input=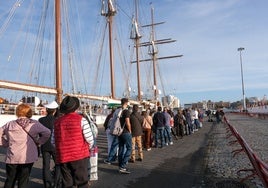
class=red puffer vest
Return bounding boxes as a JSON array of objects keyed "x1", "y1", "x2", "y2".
[{"x1": 54, "y1": 112, "x2": 89, "y2": 163}]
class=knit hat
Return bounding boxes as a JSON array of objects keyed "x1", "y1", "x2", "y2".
[
  {"x1": 60, "y1": 96, "x2": 80, "y2": 114},
  {"x1": 44, "y1": 101, "x2": 59, "y2": 109}
]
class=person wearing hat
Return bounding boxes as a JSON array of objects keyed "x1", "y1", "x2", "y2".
[
  {"x1": 39, "y1": 101, "x2": 61, "y2": 188},
  {"x1": 54, "y1": 96, "x2": 93, "y2": 188}
]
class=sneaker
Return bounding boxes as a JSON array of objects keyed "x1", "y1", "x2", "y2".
[
  {"x1": 104, "y1": 159, "x2": 111, "y2": 165},
  {"x1": 111, "y1": 160, "x2": 118, "y2": 164},
  {"x1": 119, "y1": 167, "x2": 131, "y2": 174},
  {"x1": 137, "y1": 158, "x2": 143, "y2": 162},
  {"x1": 128, "y1": 159, "x2": 135, "y2": 163},
  {"x1": 170, "y1": 142, "x2": 173, "y2": 145},
  {"x1": 146, "y1": 148, "x2": 151, "y2": 151}
]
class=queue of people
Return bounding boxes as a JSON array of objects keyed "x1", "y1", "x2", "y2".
[
  {"x1": 103, "y1": 102, "x2": 205, "y2": 175},
  {"x1": 0, "y1": 95, "x2": 206, "y2": 187}
]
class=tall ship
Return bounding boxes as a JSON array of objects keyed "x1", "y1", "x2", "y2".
[{"x1": 0, "y1": 0, "x2": 182, "y2": 124}]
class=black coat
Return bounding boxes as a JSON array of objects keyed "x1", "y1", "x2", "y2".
[{"x1": 39, "y1": 114, "x2": 55, "y2": 152}]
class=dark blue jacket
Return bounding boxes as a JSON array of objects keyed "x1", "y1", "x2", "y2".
[{"x1": 153, "y1": 111, "x2": 166, "y2": 128}]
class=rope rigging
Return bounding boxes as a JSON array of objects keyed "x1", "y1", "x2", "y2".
[
  {"x1": 157, "y1": 61, "x2": 166, "y2": 97},
  {"x1": 62, "y1": 0, "x2": 77, "y2": 93},
  {"x1": 0, "y1": 0, "x2": 24, "y2": 38},
  {"x1": 92, "y1": 22, "x2": 108, "y2": 95},
  {"x1": 0, "y1": 1, "x2": 176, "y2": 104},
  {"x1": 29, "y1": 0, "x2": 50, "y2": 85}
]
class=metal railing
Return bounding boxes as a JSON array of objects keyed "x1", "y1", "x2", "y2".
[
  {"x1": 231, "y1": 111, "x2": 268, "y2": 119},
  {"x1": 224, "y1": 116, "x2": 268, "y2": 188}
]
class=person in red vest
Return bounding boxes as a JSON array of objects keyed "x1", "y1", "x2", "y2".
[{"x1": 54, "y1": 96, "x2": 93, "y2": 188}]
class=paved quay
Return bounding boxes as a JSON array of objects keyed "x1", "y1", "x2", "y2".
[
  {"x1": 0, "y1": 114, "x2": 267, "y2": 188},
  {"x1": 92, "y1": 113, "x2": 267, "y2": 188},
  {"x1": 205, "y1": 113, "x2": 268, "y2": 188},
  {"x1": 91, "y1": 118, "x2": 213, "y2": 188}
]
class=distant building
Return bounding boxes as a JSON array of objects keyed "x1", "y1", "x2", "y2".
[
  {"x1": 207, "y1": 100, "x2": 215, "y2": 110},
  {"x1": 162, "y1": 95, "x2": 180, "y2": 108},
  {"x1": 21, "y1": 96, "x2": 41, "y2": 107},
  {"x1": 166, "y1": 95, "x2": 266, "y2": 111},
  {"x1": 192, "y1": 101, "x2": 207, "y2": 110},
  {"x1": 248, "y1": 97, "x2": 258, "y2": 107},
  {"x1": 191, "y1": 100, "x2": 230, "y2": 110},
  {"x1": 183, "y1": 103, "x2": 192, "y2": 109},
  {"x1": 214, "y1": 101, "x2": 230, "y2": 108}
]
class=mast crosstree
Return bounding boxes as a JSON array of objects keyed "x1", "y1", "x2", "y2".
[{"x1": 131, "y1": 5, "x2": 183, "y2": 103}]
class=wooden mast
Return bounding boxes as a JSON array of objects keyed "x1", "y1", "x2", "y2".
[
  {"x1": 131, "y1": 5, "x2": 183, "y2": 103},
  {"x1": 101, "y1": 0, "x2": 116, "y2": 99},
  {"x1": 150, "y1": 6, "x2": 158, "y2": 102},
  {"x1": 0, "y1": 1, "x2": 123, "y2": 104},
  {"x1": 55, "y1": 0, "x2": 63, "y2": 103},
  {"x1": 135, "y1": 0, "x2": 142, "y2": 102}
]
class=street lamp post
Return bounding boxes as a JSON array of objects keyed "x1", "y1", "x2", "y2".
[{"x1": 237, "y1": 47, "x2": 246, "y2": 112}]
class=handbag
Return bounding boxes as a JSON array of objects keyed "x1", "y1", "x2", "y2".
[
  {"x1": 89, "y1": 146, "x2": 98, "y2": 181},
  {"x1": 84, "y1": 114, "x2": 99, "y2": 181},
  {"x1": 16, "y1": 120, "x2": 41, "y2": 157}
]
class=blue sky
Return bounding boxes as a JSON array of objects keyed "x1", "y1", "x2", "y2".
[
  {"x1": 0, "y1": 0, "x2": 268, "y2": 105},
  {"x1": 153, "y1": 0, "x2": 268, "y2": 104}
]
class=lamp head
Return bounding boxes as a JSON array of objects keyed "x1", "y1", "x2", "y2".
[{"x1": 237, "y1": 47, "x2": 245, "y2": 51}]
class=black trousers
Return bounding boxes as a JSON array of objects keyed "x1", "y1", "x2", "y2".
[
  {"x1": 60, "y1": 157, "x2": 89, "y2": 188},
  {"x1": 42, "y1": 150, "x2": 61, "y2": 188},
  {"x1": 4, "y1": 163, "x2": 34, "y2": 188}
]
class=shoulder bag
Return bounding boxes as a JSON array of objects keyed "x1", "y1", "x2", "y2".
[{"x1": 16, "y1": 120, "x2": 41, "y2": 157}]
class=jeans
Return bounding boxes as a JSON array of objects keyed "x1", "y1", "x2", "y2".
[
  {"x1": 193, "y1": 119, "x2": 200, "y2": 129},
  {"x1": 118, "y1": 132, "x2": 132, "y2": 169},
  {"x1": 187, "y1": 121, "x2": 193, "y2": 134},
  {"x1": 107, "y1": 135, "x2": 118, "y2": 162},
  {"x1": 185, "y1": 123, "x2": 190, "y2": 135},
  {"x1": 164, "y1": 126, "x2": 173, "y2": 144},
  {"x1": 106, "y1": 128, "x2": 114, "y2": 154},
  {"x1": 155, "y1": 127, "x2": 165, "y2": 147}
]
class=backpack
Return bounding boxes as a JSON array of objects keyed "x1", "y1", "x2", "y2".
[{"x1": 108, "y1": 108, "x2": 125, "y2": 136}]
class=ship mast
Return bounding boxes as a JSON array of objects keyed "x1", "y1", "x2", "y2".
[
  {"x1": 150, "y1": 6, "x2": 158, "y2": 102},
  {"x1": 135, "y1": 1, "x2": 142, "y2": 102},
  {"x1": 101, "y1": 0, "x2": 117, "y2": 99},
  {"x1": 132, "y1": 0, "x2": 142, "y2": 102},
  {"x1": 131, "y1": 5, "x2": 183, "y2": 103},
  {"x1": 55, "y1": 0, "x2": 63, "y2": 103},
  {"x1": 0, "y1": 1, "x2": 121, "y2": 104}
]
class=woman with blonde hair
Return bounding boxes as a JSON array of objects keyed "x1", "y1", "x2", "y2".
[{"x1": 0, "y1": 103, "x2": 51, "y2": 188}]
